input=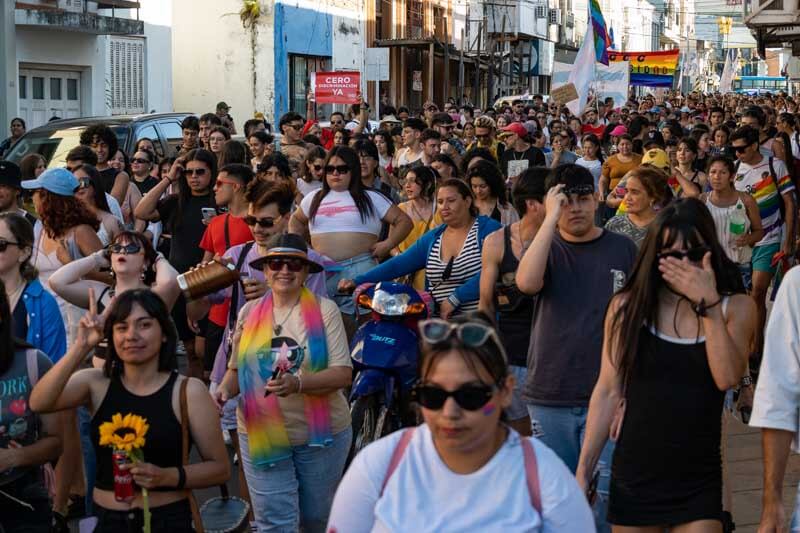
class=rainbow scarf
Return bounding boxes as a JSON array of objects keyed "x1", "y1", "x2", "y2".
[{"x1": 237, "y1": 288, "x2": 332, "y2": 467}]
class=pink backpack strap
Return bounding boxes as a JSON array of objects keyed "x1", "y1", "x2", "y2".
[
  {"x1": 26, "y1": 348, "x2": 39, "y2": 387},
  {"x1": 380, "y1": 427, "x2": 416, "y2": 495},
  {"x1": 521, "y1": 437, "x2": 542, "y2": 515}
]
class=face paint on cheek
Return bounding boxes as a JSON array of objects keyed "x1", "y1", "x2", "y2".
[{"x1": 481, "y1": 403, "x2": 496, "y2": 416}]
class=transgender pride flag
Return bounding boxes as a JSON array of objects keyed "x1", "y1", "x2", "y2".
[{"x1": 590, "y1": 0, "x2": 612, "y2": 65}]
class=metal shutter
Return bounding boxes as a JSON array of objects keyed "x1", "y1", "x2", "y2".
[{"x1": 108, "y1": 37, "x2": 146, "y2": 115}]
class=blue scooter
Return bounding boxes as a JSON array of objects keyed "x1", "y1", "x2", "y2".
[{"x1": 347, "y1": 282, "x2": 430, "y2": 459}]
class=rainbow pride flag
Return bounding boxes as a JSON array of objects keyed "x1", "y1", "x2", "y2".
[
  {"x1": 590, "y1": 0, "x2": 612, "y2": 65},
  {"x1": 608, "y1": 49, "x2": 680, "y2": 87}
]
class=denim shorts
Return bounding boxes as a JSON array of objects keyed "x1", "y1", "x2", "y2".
[{"x1": 325, "y1": 253, "x2": 377, "y2": 315}]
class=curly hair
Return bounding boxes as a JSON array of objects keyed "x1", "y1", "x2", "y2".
[
  {"x1": 38, "y1": 189, "x2": 99, "y2": 238},
  {"x1": 79, "y1": 124, "x2": 119, "y2": 156}
]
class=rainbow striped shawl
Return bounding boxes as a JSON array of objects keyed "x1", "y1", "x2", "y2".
[{"x1": 237, "y1": 288, "x2": 332, "y2": 467}]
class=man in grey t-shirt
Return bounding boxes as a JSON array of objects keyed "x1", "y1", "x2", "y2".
[{"x1": 517, "y1": 164, "x2": 637, "y2": 531}]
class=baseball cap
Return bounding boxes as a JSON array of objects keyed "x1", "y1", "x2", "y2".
[
  {"x1": 610, "y1": 125, "x2": 628, "y2": 137},
  {"x1": 502, "y1": 122, "x2": 528, "y2": 138},
  {"x1": 680, "y1": 106, "x2": 691, "y2": 113},
  {"x1": 216, "y1": 101, "x2": 231, "y2": 111},
  {"x1": 0, "y1": 161, "x2": 22, "y2": 189},
  {"x1": 21, "y1": 167, "x2": 79, "y2": 196},
  {"x1": 641, "y1": 149, "x2": 670, "y2": 170}
]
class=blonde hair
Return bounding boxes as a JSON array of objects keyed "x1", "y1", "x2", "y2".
[{"x1": 474, "y1": 116, "x2": 496, "y2": 130}]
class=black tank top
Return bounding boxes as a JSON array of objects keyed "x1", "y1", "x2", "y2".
[
  {"x1": 91, "y1": 371, "x2": 184, "y2": 491},
  {"x1": 495, "y1": 225, "x2": 535, "y2": 367}
]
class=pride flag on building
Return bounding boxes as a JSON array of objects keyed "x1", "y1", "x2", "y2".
[{"x1": 590, "y1": 0, "x2": 612, "y2": 65}]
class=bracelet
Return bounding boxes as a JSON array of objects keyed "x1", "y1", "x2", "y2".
[
  {"x1": 175, "y1": 465, "x2": 186, "y2": 490},
  {"x1": 692, "y1": 297, "x2": 722, "y2": 317},
  {"x1": 741, "y1": 375, "x2": 753, "y2": 387}
]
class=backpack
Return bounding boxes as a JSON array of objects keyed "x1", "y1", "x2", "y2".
[
  {"x1": 24, "y1": 349, "x2": 56, "y2": 499},
  {"x1": 380, "y1": 428, "x2": 542, "y2": 515}
]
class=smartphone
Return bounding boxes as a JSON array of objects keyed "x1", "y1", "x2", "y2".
[{"x1": 201, "y1": 207, "x2": 218, "y2": 223}]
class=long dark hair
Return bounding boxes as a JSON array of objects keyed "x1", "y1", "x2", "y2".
[
  {"x1": 103, "y1": 289, "x2": 177, "y2": 378},
  {"x1": 308, "y1": 146, "x2": 376, "y2": 223},
  {"x1": 0, "y1": 280, "x2": 33, "y2": 375},
  {"x1": 439, "y1": 177, "x2": 478, "y2": 217},
  {"x1": 610, "y1": 198, "x2": 744, "y2": 386},
  {"x1": 467, "y1": 160, "x2": 508, "y2": 207},
  {"x1": 76, "y1": 164, "x2": 112, "y2": 213},
  {"x1": 775, "y1": 131, "x2": 799, "y2": 189},
  {"x1": 300, "y1": 146, "x2": 327, "y2": 183},
  {"x1": 111, "y1": 231, "x2": 158, "y2": 286},
  {"x1": 0, "y1": 213, "x2": 37, "y2": 281},
  {"x1": 175, "y1": 148, "x2": 217, "y2": 225}
]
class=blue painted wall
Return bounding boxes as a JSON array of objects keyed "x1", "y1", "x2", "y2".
[{"x1": 274, "y1": 3, "x2": 333, "y2": 121}]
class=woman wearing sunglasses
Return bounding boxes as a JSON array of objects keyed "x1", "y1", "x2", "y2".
[
  {"x1": 213, "y1": 233, "x2": 352, "y2": 532},
  {"x1": 72, "y1": 164, "x2": 125, "y2": 246},
  {"x1": 290, "y1": 146, "x2": 412, "y2": 319},
  {"x1": 340, "y1": 178, "x2": 500, "y2": 319},
  {"x1": 298, "y1": 146, "x2": 326, "y2": 198},
  {"x1": 328, "y1": 312, "x2": 594, "y2": 532},
  {"x1": 577, "y1": 198, "x2": 755, "y2": 531}
]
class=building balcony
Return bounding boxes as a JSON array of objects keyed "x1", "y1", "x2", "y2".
[
  {"x1": 15, "y1": 1, "x2": 144, "y2": 35},
  {"x1": 743, "y1": 0, "x2": 800, "y2": 54},
  {"x1": 483, "y1": 0, "x2": 548, "y2": 39}
]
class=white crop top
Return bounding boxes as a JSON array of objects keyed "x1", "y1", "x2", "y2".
[{"x1": 300, "y1": 189, "x2": 392, "y2": 236}]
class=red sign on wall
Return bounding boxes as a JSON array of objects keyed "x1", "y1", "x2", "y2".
[{"x1": 312, "y1": 71, "x2": 361, "y2": 104}]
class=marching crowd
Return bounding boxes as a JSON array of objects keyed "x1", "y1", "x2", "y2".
[{"x1": 0, "y1": 89, "x2": 800, "y2": 532}]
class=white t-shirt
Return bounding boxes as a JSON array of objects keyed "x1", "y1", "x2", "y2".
[
  {"x1": 576, "y1": 158, "x2": 603, "y2": 188},
  {"x1": 327, "y1": 424, "x2": 594, "y2": 533},
  {"x1": 300, "y1": 189, "x2": 392, "y2": 236}
]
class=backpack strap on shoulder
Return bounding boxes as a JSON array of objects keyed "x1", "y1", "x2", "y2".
[
  {"x1": 380, "y1": 427, "x2": 416, "y2": 495},
  {"x1": 521, "y1": 437, "x2": 542, "y2": 515},
  {"x1": 26, "y1": 348, "x2": 39, "y2": 387}
]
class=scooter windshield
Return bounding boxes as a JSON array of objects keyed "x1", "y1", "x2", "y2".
[{"x1": 370, "y1": 289, "x2": 411, "y2": 316}]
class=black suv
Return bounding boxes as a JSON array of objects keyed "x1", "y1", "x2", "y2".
[{"x1": 3, "y1": 112, "x2": 194, "y2": 168}]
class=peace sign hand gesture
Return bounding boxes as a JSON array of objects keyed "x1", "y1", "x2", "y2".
[
  {"x1": 76, "y1": 287, "x2": 105, "y2": 349},
  {"x1": 657, "y1": 251, "x2": 719, "y2": 306}
]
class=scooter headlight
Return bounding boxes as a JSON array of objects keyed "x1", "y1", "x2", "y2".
[{"x1": 370, "y1": 289, "x2": 411, "y2": 316}]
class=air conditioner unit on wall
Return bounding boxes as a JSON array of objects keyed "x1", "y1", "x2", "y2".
[
  {"x1": 549, "y1": 8, "x2": 561, "y2": 24},
  {"x1": 535, "y1": 5, "x2": 549, "y2": 18}
]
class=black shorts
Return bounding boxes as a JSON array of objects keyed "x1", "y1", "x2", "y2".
[
  {"x1": 94, "y1": 499, "x2": 193, "y2": 533},
  {"x1": 204, "y1": 321, "x2": 226, "y2": 372}
]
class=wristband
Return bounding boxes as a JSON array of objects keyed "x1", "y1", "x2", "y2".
[
  {"x1": 692, "y1": 297, "x2": 722, "y2": 317},
  {"x1": 175, "y1": 465, "x2": 186, "y2": 490}
]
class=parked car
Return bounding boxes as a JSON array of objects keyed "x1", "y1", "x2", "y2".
[{"x1": 3, "y1": 112, "x2": 194, "y2": 168}]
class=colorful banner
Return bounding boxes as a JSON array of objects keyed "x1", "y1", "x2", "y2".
[
  {"x1": 608, "y1": 50, "x2": 679, "y2": 87},
  {"x1": 311, "y1": 71, "x2": 360, "y2": 104},
  {"x1": 552, "y1": 61, "x2": 630, "y2": 110}
]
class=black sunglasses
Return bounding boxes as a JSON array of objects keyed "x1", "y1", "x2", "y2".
[
  {"x1": 267, "y1": 258, "x2": 305, "y2": 272},
  {"x1": 185, "y1": 168, "x2": 208, "y2": 176},
  {"x1": 732, "y1": 144, "x2": 752, "y2": 154},
  {"x1": 0, "y1": 239, "x2": 20, "y2": 253},
  {"x1": 109, "y1": 243, "x2": 142, "y2": 255},
  {"x1": 412, "y1": 383, "x2": 495, "y2": 411},
  {"x1": 657, "y1": 245, "x2": 710, "y2": 263},
  {"x1": 312, "y1": 164, "x2": 324, "y2": 171},
  {"x1": 243, "y1": 215, "x2": 275, "y2": 228},
  {"x1": 131, "y1": 157, "x2": 150, "y2": 164},
  {"x1": 325, "y1": 165, "x2": 350, "y2": 174}
]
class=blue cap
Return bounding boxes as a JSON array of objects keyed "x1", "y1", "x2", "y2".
[{"x1": 21, "y1": 167, "x2": 78, "y2": 196}]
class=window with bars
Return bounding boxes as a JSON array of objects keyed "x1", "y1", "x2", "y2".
[{"x1": 108, "y1": 37, "x2": 146, "y2": 115}]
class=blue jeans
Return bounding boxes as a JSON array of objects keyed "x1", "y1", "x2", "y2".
[
  {"x1": 325, "y1": 253, "x2": 377, "y2": 315},
  {"x1": 239, "y1": 428, "x2": 352, "y2": 533},
  {"x1": 78, "y1": 406, "x2": 96, "y2": 516},
  {"x1": 527, "y1": 404, "x2": 613, "y2": 533}
]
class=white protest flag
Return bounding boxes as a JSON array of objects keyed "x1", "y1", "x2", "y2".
[
  {"x1": 720, "y1": 50, "x2": 734, "y2": 94},
  {"x1": 566, "y1": 22, "x2": 597, "y2": 116}
]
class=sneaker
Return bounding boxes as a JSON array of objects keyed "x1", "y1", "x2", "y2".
[
  {"x1": 223, "y1": 428, "x2": 232, "y2": 446},
  {"x1": 234, "y1": 452, "x2": 239, "y2": 465},
  {"x1": 176, "y1": 340, "x2": 186, "y2": 356}
]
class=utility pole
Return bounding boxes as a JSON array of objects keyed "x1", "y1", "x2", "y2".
[
  {"x1": 444, "y1": 17, "x2": 450, "y2": 104},
  {"x1": 459, "y1": 28, "x2": 465, "y2": 105},
  {"x1": 475, "y1": 19, "x2": 483, "y2": 108}
]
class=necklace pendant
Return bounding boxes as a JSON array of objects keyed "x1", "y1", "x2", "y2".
[{"x1": 273, "y1": 325, "x2": 282, "y2": 335}]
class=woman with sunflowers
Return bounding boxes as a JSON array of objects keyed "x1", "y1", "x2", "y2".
[{"x1": 30, "y1": 289, "x2": 230, "y2": 532}]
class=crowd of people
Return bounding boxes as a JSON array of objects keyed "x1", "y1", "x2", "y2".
[{"x1": 0, "y1": 87, "x2": 800, "y2": 532}]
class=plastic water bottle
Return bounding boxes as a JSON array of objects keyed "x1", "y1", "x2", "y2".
[{"x1": 729, "y1": 204, "x2": 747, "y2": 237}]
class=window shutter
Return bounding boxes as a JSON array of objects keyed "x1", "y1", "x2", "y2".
[{"x1": 108, "y1": 37, "x2": 147, "y2": 114}]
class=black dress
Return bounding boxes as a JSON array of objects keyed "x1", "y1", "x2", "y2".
[{"x1": 608, "y1": 324, "x2": 725, "y2": 526}]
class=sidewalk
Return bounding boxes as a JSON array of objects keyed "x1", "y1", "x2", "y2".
[{"x1": 727, "y1": 414, "x2": 800, "y2": 532}]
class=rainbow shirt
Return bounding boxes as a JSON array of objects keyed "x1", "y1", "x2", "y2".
[{"x1": 734, "y1": 157, "x2": 794, "y2": 247}]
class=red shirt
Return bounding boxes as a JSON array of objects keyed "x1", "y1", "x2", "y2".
[
  {"x1": 200, "y1": 214, "x2": 253, "y2": 326},
  {"x1": 581, "y1": 123, "x2": 605, "y2": 137}
]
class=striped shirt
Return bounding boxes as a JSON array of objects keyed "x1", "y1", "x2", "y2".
[
  {"x1": 734, "y1": 157, "x2": 794, "y2": 247},
  {"x1": 426, "y1": 220, "x2": 482, "y2": 315}
]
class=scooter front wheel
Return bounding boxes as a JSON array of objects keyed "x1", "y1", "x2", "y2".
[{"x1": 347, "y1": 394, "x2": 391, "y2": 466}]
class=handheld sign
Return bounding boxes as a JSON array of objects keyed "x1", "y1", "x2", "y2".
[
  {"x1": 312, "y1": 71, "x2": 361, "y2": 104},
  {"x1": 550, "y1": 83, "x2": 579, "y2": 105}
]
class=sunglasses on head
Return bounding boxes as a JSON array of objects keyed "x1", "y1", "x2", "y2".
[
  {"x1": 185, "y1": 168, "x2": 208, "y2": 176},
  {"x1": 243, "y1": 215, "x2": 275, "y2": 228},
  {"x1": 325, "y1": 165, "x2": 350, "y2": 174},
  {"x1": 419, "y1": 318, "x2": 507, "y2": 360},
  {"x1": 411, "y1": 383, "x2": 496, "y2": 411},
  {"x1": 109, "y1": 243, "x2": 142, "y2": 255},
  {"x1": 563, "y1": 184, "x2": 595, "y2": 196},
  {"x1": 266, "y1": 258, "x2": 306, "y2": 272},
  {"x1": 657, "y1": 245, "x2": 709, "y2": 263},
  {"x1": 0, "y1": 239, "x2": 20, "y2": 253}
]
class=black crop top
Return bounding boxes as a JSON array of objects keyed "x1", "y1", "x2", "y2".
[{"x1": 91, "y1": 371, "x2": 187, "y2": 491}]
